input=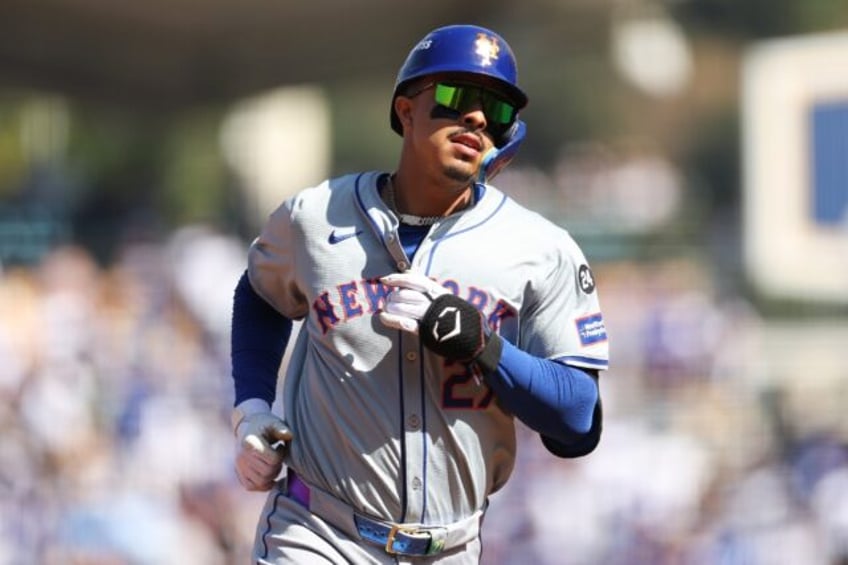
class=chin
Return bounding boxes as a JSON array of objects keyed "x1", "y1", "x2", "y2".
[
  {"x1": 442, "y1": 155, "x2": 480, "y2": 183},
  {"x1": 443, "y1": 165, "x2": 476, "y2": 184}
]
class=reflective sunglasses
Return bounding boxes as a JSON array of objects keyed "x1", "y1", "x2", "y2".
[
  {"x1": 407, "y1": 81, "x2": 518, "y2": 140},
  {"x1": 432, "y1": 82, "x2": 518, "y2": 127}
]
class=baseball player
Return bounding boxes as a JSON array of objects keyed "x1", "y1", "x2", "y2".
[{"x1": 230, "y1": 24, "x2": 609, "y2": 564}]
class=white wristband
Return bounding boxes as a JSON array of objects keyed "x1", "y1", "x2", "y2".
[{"x1": 231, "y1": 398, "x2": 272, "y2": 435}]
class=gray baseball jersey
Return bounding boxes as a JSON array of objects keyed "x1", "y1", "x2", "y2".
[{"x1": 248, "y1": 170, "x2": 609, "y2": 528}]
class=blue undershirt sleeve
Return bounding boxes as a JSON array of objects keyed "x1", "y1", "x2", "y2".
[
  {"x1": 486, "y1": 338, "x2": 599, "y2": 442},
  {"x1": 231, "y1": 270, "x2": 293, "y2": 406}
]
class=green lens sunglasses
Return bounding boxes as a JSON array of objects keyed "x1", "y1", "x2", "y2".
[{"x1": 432, "y1": 82, "x2": 517, "y2": 125}]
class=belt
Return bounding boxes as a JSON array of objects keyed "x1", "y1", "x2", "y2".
[{"x1": 284, "y1": 468, "x2": 483, "y2": 557}]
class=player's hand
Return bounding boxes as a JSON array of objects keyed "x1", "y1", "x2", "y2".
[
  {"x1": 233, "y1": 401, "x2": 293, "y2": 492},
  {"x1": 379, "y1": 271, "x2": 502, "y2": 373},
  {"x1": 378, "y1": 271, "x2": 449, "y2": 334}
]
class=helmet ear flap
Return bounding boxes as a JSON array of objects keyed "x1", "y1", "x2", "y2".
[{"x1": 477, "y1": 120, "x2": 526, "y2": 184}]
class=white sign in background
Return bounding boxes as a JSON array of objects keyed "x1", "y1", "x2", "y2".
[{"x1": 742, "y1": 31, "x2": 848, "y2": 303}]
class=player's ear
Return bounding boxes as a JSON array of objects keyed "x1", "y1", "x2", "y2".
[{"x1": 394, "y1": 96, "x2": 415, "y2": 134}]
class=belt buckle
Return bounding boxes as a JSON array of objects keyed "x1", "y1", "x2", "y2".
[{"x1": 385, "y1": 524, "x2": 428, "y2": 555}]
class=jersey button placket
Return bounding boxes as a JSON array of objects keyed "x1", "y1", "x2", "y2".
[
  {"x1": 398, "y1": 331, "x2": 426, "y2": 517},
  {"x1": 383, "y1": 230, "x2": 409, "y2": 272}
]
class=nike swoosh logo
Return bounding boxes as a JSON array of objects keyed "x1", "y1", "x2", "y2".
[{"x1": 328, "y1": 229, "x2": 362, "y2": 244}]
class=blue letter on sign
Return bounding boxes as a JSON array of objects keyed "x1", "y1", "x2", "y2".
[{"x1": 810, "y1": 100, "x2": 848, "y2": 226}]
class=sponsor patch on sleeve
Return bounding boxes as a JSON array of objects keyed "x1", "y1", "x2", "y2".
[{"x1": 576, "y1": 313, "x2": 608, "y2": 346}]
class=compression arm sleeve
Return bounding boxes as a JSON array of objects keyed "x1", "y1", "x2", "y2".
[
  {"x1": 231, "y1": 270, "x2": 293, "y2": 406},
  {"x1": 486, "y1": 338, "x2": 599, "y2": 445}
]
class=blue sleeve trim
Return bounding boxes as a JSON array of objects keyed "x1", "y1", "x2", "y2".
[
  {"x1": 488, "y1": 338, "x2": 599, "y2": 439},
  {"x1": 231, "y1": 271, "x2": 293, "y2": 406},
  {"x1": 557, "y1": 355, "x2": 609, "y2": 371}
]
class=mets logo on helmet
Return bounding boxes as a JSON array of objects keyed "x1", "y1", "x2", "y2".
[{"x1": 474, "y1": 33, "x2": 500, "y2": 66}]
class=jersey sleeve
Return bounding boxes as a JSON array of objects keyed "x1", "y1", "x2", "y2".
[
  {"x1": 247, "y1": 198, "x2": 310, "y2": 320},
  {"x1": 519, "y1": 234, "x2": 609, "y2": 371}
]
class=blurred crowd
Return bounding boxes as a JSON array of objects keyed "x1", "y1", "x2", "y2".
[
  {"x1": 0, "y1": 227, "x2": 257, "y2": 564},
  {"x1": 1, "y1": 227, "x2": 847, "y2": 565}
]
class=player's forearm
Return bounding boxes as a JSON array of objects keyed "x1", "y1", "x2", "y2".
[
  {"x1": 231, "y1": 270, "x2": 293, "y2": 405},
  {"x1": 484, "y1": 338, "x2": 599, "y2": 441}
]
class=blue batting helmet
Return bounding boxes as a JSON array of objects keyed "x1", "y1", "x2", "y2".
[{"x1": 390, "y1": 24, "x2": 529, "y2": 135}]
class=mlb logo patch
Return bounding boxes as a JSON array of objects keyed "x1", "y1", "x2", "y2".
[{"x1": 576, "y1": 313, "x2": 607, "y2": 346}]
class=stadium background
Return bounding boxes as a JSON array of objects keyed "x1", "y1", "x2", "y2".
[{"x1": 1, "y1": 2, "x2": 847, "y2": 563}]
